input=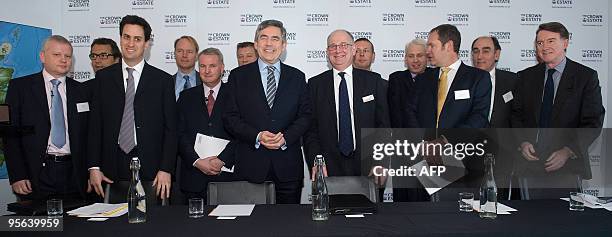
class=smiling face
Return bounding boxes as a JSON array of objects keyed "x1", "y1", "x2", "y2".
[
  {"x1": 405, "y1": 43, "x2": 427, "y2": 74},
  {"x1": 254, "y1": 26, "x2": 286, "y2": 64},
  {"x1": 237, "y1": 46, "x2": 257, "y2": 66},
  {"x1": 471, "y1": 37, "x2": 500, "y2": 72},
  {"x1": 120, "y1": 24, "x2": 148, "y2": 66},
  {"x1": 536, "y1": 30, "x2": 568, "y2": 68},
  {"x1": 327, "y1": 30, "x2": 355, "y2": 71},
  {"x1": 40, "y1": 40, "x2": 73, "y2": 78},
  {"x1": 198, "y1": 54, "x2": 224, "y2": 88}
]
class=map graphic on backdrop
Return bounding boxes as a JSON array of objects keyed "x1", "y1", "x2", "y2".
[{"x1": 0, "y1": 21, "x2": 51, "y2": 179}]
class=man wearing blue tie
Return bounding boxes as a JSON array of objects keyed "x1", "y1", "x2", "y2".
[
  {"x1": 173, "y1": 35, "x2": 201, "y2": 100},
  {"x1": 5, "y1": 35, "x2": 90, "y2": 200}
]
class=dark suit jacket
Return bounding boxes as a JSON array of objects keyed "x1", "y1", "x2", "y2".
[
  {"x1": 489, "y1": 69, "x2": 518, "y2": 128},
  {"x1": 223, "y1": 61, "x2": 311, "y2": 183},
  {"x1": 304, "y1": 68, "x2": 390, "y2": 176},
  {"x1": 388, "y1": 69, "x2": 414, "y2": 128},
  {"x1": 511, "y1": 58, "x2": 604, "y2": 178},
  {"x1": 4, "y1": 72, "x2": 90, "y2": 197},
  {"x1": 407, "y1": 62, "x2": 491, "y2": 128},
  {"x1": 177, "y1": 83, "x2": 235, "y2": 193},
  {"x1": 88, "y1": 61, "x2": 177, "y2": 181}
]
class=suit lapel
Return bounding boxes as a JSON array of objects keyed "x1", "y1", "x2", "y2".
[
  {"x1": 322, "y1": 70, "x2": 338, "y2": 137},
  {"x1": 209, "y1": 83, "x2": 225, "y2": 119},
  {"x1": 352, "y1": 69, "x2": 365, "y2": 131},
  {"x1": 248, "y1": 63, "x2": 269, "y2": 111},
  {"x1": 274, "y1": 63, "x2": 289, "y2": 104},
  {"x1": 531, "y1": 64, "x2": 546, "y2": 125},
  {"x1": 441, "y1": 63, "x2": 468, "y2": 119},
  {"x1": 112, "y1": 63, "x2": 126, "y2": 98},
  {"x1": 65, "y1": 78, "x2": 78, "y2": 137},
  {"x1": 31, "y1": 72, "x2": 51, "y2": 123},
  {"x1": 491, "y1": 70, "x2": 504, "y2": 123},
  {"x1": 551, "y1": 59, "x2": 575, "y2": 123}
]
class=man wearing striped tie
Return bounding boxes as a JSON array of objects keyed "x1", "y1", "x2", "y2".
[{"x1": 224, "y1": 19, "x2": 311, "y2": 204}]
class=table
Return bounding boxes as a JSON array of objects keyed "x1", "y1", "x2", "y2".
[{"x1": 8, "y1": 200, "x2": 612, "y2": 237}]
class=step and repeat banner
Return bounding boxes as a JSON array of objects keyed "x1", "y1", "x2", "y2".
[{"x1": 0, "y1": 0, "x2": 609, "y2": 206}]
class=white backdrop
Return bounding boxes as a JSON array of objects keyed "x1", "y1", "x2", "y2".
[{"x1": 0, "y1": 0, "x2": 610, "y2": 208}]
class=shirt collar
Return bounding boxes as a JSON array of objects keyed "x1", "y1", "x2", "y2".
[
  {"x1": 203, "y1": 81, "x2": 222, "y2": 96},
  {"x1": 122, "y1": 59, "x2": 145, "y2": 73},
  {"x1": 333, "y1": 65, "x2": 354, "y2": 79},
  {"x1": 447, "y1": 59, "x2": 462, "y2": 71},
  {"x1": 177, "y1": 69, "x2": 196, "y2": 80},
  {"x1": 548, "y1": 56, "x2": 567, "y2": 74},
  {"x1": 489, "y1": 68, "x2": 496, "y2": 80},
  {"x1": 258, "y1": 58, "x2": 281, "y2": 72},
  {"x1": 42, "y1": 68, "x2": 66, "y2": 83}
]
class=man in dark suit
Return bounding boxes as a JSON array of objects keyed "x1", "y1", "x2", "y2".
[
  {"x1": 471, "y1": 35, "x2": 518, "y2": 199},
  {"x1": 407, "y1": 24, "x2": 491, "y2": 129},
  {"x1": 173, "y1": 35, "x2": 201, "y2": 100},
  {"x1": 305, "y1": 29, "x2": 389, "y2": 177},
  {"x1": 88, "y1": 15, "x2": 177, "y2": 201},
  {"x1": 511, "y1": 22, "x2": 604, "y2": 199},
  {"x1": 178, "y1": 48, "x2": 234, "y2": 201},
  {"x1": 5, "y1": 35, "x2": 89, "y2": 200},
  {"x1": 223, "y1": 20, "x2": 311, "y2": 204},
  {"x1": 406, "y1": 24, "x2": 491, "y2": 201},
  {"x1": 388, "y1": 38, "x2": 429, "y2": 128}
]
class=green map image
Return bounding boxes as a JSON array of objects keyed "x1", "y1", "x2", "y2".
[{"x1": 0, "y1": 21, "x2": 51, "y2": 179}]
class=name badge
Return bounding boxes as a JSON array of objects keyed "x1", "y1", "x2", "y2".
[
  {"x1": 454, "y1": 90, "x2": 470, "y2": 100},
  {"x1": 77, "y1": 102, "x2": 90, "y2": 112},
  {"x1": 503, "y1": 91, "x2": 514, "y2": 103},
  {"x1": 362, "y1": 94, "x2": 374, "y2": 103}
]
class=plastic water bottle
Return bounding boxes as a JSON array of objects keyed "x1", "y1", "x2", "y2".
[
  {"x1": 479, "y1": 153, "x2": 497, "y2": 219},
  {"x1": 128, "y1": 157, "x2": 147, "y2": 223},
  {"x1": 312, "y1": 155, "x2": 329, "y2": 221}
]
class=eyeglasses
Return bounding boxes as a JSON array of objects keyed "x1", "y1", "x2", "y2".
[
  {"x1": 327, "y1": 43, "x2": 353, "y2": 52},
  {"x1": 89, "y1": 53, "x2": 113, "y2": 60}
]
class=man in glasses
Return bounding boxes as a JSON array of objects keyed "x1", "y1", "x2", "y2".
[
  {"x1": 305, "y1": 29, "x2": 389, "y2": 177},
  {"x1": 89, "y1": 38, "x2": 121, "y2": 73}
]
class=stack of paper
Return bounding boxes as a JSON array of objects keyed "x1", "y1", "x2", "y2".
[
  {"x1": 208, "y1": 204, "x2": 255, "y2": 217},
  {"x1": 194, "y1": 133, "x2": 234, "y2": 173},
  {"x1": 560, "y1": 194, "x2": 612, "y2": 211},
  {"x1": 67, "y1": 203, "x2": 128, "y2": 218}
]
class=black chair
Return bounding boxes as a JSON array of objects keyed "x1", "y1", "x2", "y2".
[
  {"x1": 325, "y1": 176, "x2": 378, "y2": 203},
  {"x1": 104, "y1": 181, "x2": 169, "y2": 206},
  {"x1": 207, "y1": 181, "x2": 275, "y2": 205}
]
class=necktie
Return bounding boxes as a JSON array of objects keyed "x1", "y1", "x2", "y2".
[
  {"x1": 207, "y1": 89, "x2": 215, "y2": 116},
  {"x1": 266, "y1": 65, "x2": 276, "y2": 108},
  {"x1": 183, "y1": 75, "x2": 191, "y2": 91},
  {"x1": 338, "y1": 72, "x2": 353, "y2": 157},
  {"x1": 119, "y1": 67, "x2": 136, "y2": 154},
  {"x1": 539, "y1": 68, "x2": 556, "y2": 128},
  {"x1": 436, "y1": 67, "x2": 451, "y2": 127},
  {"x1": 50, "y1": 79, "x2": 66, "y2": 148}
]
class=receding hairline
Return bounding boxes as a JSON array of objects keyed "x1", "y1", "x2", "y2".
[{"x1": 327, "y1": 29, "x2": 354, "y2": 45}]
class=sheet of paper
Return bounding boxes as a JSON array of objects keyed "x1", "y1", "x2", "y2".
[
  {"x1": 217, "y1": 216, "x2": 237, "y2": 220},
  {"x1": 67, "y1": 203, "x2": 128, "y2": 218},
  {"x1": 560, "y1": 197, "x2": 612, "y2": 211},
  {"x1": 411, "y1": 155, "x2": 466, "y2": 195},
  {"x1": 345, "y1": 214, "x2": 365, "y2": 218},
  {"x1": 471, "y1": 200, "x2": 517, "y2": 214},
  {"x1": 208, "y1": 204, "x2": 255, "y2": 217},
  {"x1": 194, "y1": 133, "x2": 234, "y2": 173}
]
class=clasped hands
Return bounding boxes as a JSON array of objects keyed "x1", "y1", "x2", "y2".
[{"x1": 259, "y1": 131, "x2": 286, "y2": 150}]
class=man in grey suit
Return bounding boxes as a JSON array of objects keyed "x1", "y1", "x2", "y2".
[{"x1": 173, "y1": 35, "x2": 201, "y2": 100}]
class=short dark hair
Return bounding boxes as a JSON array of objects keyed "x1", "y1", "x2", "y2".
[
  {"x1": 536, "y1": 22, "x2": 570, "y2": 40},
  {"x1": 255, "y1": 20, "x2": 287, "y2": 42},
  {"x1": 119, "y1": 15, "x2": 152, "y2": 42},
  {"x1": 237, "y1": 41, "x2": 255, "y2": 50},
  {"x1": 430, "y1": 24, "x2": 461, "y2": 53},
  {"x1": 471, "y1": 36, "x2": 501, "y2": 51},
  {"x1": 355, "y1": 38, "x2": 374, "y2": 51},
  {"x1": 91, "y1": 38, "x2": 121, "y2": 58}
]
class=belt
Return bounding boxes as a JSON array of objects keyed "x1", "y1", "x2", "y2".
[{"x1": 45, "y1": 154, "x2": 72, "y2": 162}]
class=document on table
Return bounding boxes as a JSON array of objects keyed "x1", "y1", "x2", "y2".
[
  {"x1": 209, "y1": 204, "x2": 255, "y2": 217},
  {"x1": 194, "y1": 133, "x2": 234, "y2": 173},
  {"x1": 471, "y1": 201, "x2": 518, "y2": 214},
  {"x1": 67, "y1": 203, "x2": 128, "y2": 218},
  {"x1": 411, "y1": 155, "x2": 466, "y2": 195},
  {"x1": 560, "y1": 194, "x2": 612, "y2": 211}
]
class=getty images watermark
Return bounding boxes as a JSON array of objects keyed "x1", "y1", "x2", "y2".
[{"x1": 370, "y1": 137, "x2": 486, "y2": 177}]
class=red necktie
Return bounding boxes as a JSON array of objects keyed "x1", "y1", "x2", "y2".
[{"x1": 207, "y1": 89, "x2": 215, "y2": 116}]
